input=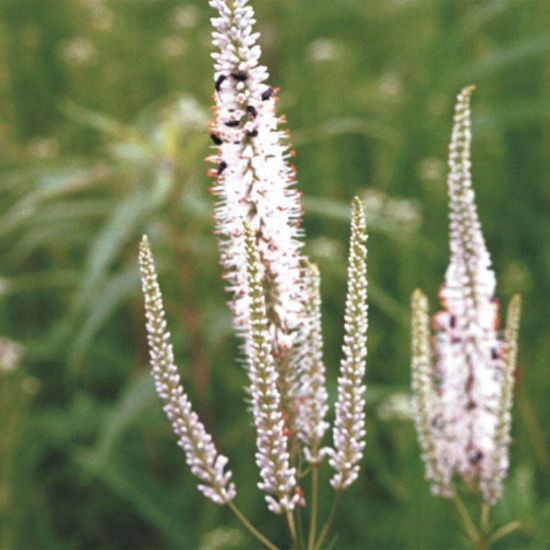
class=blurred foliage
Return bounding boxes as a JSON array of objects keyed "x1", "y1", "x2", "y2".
[{"x1": 0, "y1": 0, "x2": 549, "y2": 548}]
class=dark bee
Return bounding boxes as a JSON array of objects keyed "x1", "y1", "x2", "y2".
[
  {"x1": 217, "y1": 161, "x2": 228, "y2": 175},
  {"x1": 215, "y1": 74, "x2": 227, "y2": 92},
  {"x1": 246, "y1": 105, "x2": 258, "y2": 118},
  {"x1": 210, "y1": 133, "x2": 223, "y2": 145},
  {"x1": 470, "y1": 451, "x2": 483, "y2": 465},
  {"x1": 261, "y1": 86, "x2": 273, "y2": 101},
  {"x1": 224, "y1": 120, "x2": 240, "y2": 128},
  {"x1": 246, "y1": 129, "x2": 258, "y2": 138},
  {"x1": 231, "y1": 71, "x2": 248, "y2": 82},
  {"x1": 449, "y1": 315, "x2": 456, "y2": 329}
]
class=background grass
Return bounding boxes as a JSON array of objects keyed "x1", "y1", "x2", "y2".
[{"x1": 0, "y1": 0, "x2": 549, "y2": 548}]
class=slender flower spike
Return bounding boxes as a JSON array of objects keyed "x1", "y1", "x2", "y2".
[
  {"x1": 242, "y1": 222, "x2": 299, "y2": 514},
  {"x1": 411, "y1": 86, "x2": 521, "y2": 504},
  {"x1": 138, "y1": 236, "x2": 236, "y2": 505},
  {"x1": 481, "y1": 294, "x2": 521, "y2": 503},
  {"x1": 294, "y1": 261, "x2": 330, "y2": 463},
  {"x1": 330, "y1": 197, "x2": 368, "y2": 490},
  {"x1": 208, "y1": 0, "x2": 305, "y2": 417},
  {"x1": 411, "y1": 289, "x2": 453, "y2": 497}
]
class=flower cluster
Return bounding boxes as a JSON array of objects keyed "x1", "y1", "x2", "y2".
[
  {"x1": 208, "y1": 0, "x2": 305, "y2": 418},
  {"x1": 294, "y1": 261, "x2": 330, "y2": 463},
  {"x1": 138, "y1": 236, "x2": 236, "y2": 505},
  {"x1": 242, "y1": 221, "x2": 299, "y2": 514},
  {"x1": 411, "y1": 86, "x2": 521, "y2": 504},
  {"x1": 330, "y1": 197, "x2": 369, "y2": 489}
]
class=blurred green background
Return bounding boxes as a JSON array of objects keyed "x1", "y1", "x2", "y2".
[{"x1": 1, "y1": 0, "x2": 549, "y2": 548}]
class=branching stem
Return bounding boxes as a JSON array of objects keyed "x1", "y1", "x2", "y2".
[
  {"x1": 227, "y1": 500, "x2": 279, "y2": 550},
  {"x1": 314, "y1": 490, "x2": 342, "y2": 550}
]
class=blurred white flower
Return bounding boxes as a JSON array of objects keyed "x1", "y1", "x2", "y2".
[
  {"x1": 173, "y1": 5, "x2": 201, "y2": 29},
  {"x1": 309, "y1": 237, "x2": 343, "y2": 260},
  {"x1": 160, "y1": 35, "x2": 187, "y2": 58},
  {"x1": 176, "y1": 95, "x2": 208, "y2": 130},
  {"x1": 59, "y1": 36, "x2": 96, "y2": 66},
  {"x1": 362, "y1": 188, "x2": 422, "y2": 232},
  {"x1": 0, "y1": 337, "x2": 23, "y2": 373},
  {"x1": 378, "y1": 71, "x2": 402, "y2": 99},
  {"x1": 377, "y1": 392, "x2": 414, "y2": 421},
  {"x1": 81, "y1": 0, "x2": 113, "y2": 32},
  {"x1": 417, "y1": 156, "x2": 446, "y2": 184},
  {"x1": 307, "y1": 38, "x2": 342, "y2": 63},
  {"x1": 199, "y1": 527, "x2": 244, "y2": 550}
]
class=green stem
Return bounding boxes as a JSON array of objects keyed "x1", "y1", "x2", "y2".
[
  {"x1": 227, "y1": 500, "x2": 279, "y2": 550},
  {"x1": 451, "y1": 492, "x2": 480, "y2": 546},
  {"x1": 314, "y1": 490, "x2": 342, "y2": 550},
  {"x1": 488, "y1": 520, "x2": 522, "y2": 544},
  {"x1": 481, "y1": 502, "x2": 491, "y2": 536},
  {"x1": 307, "y1": 464, "x2": 319, "y2": 550},
  {"x1": 286, "y1": 510, "x2": 298, "y2": 549}
]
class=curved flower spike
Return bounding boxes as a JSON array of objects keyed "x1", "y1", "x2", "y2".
[
  {"x1": 242, "y1": 222, "x2": 299, "y2": 514},
  {"x1": 411, "y1": 86, "x2": 521, "y2": 504},
  {"x1": 138, "y1": 236, "x2": 236, "y2": 505},
  {"x1": 330, "y1": 197, "x2": 368, "y2": 490}
]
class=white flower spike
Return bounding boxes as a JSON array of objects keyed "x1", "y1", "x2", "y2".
[
  {"x1": 294, "y1": 261, "x2": 330, "y2": 463},
  {"x1": 411, "y1": 86, "x2": 521, "y2": 504},
  {"x1": 208, "y1": 0, "x2": 305, "y2": 419},
  {"x1": 242, "y1": 221, "x2": 300, "y2": 514},
  {"x1": 139, "y1": 236, "x2": 236, "y2": 505},
  {"x1": 330, "y1": 197, "x2": 368, "y2": 490}
]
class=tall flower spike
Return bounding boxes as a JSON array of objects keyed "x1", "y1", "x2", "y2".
[
  {"x1": 242, "y1": 221, "x2": 299, "y2": 514},
  {"x1": 138, "y1": 236, "x2": 236, "y2": 505},
  {"x1": 412, "y1": 86, "x2": 520, "y2": 504},
  {"x1": 294, "y1": 261, "x2": 329, "y2": 463},
  {"x1": 410, "y1": 289, "x2": 453, "y2": 497},
  {"x1": 208, "y1": 0, "x2": 305, "y2": 419},
  {"x1": 437, "y1": 85, "x2": 506, "y2": 493},
  {"x1": 330, "y1": 197, "x2": 368, "y2": 490}
]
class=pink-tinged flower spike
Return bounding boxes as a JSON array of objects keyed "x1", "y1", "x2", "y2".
[
  {"x1": 138, "y1": 236, "x2": 236, "y2": 505},
  {"x1": 436, "y1": 85, "x2": 506, "y2": 493},
  {"x1": 208, "y1": 0, "x2": 305, "y2": 417},
  {"x1": 242, "y1": 221, "x2": 299, "y2": 514},
  {"x1": 330, "y1": 197, "x2": 368, "y2": 490},
  {"x1": 411, "y1": 289, "x2": 453, "y2": 497},
  {"x1": 412, "y1": 86, "x2": 521, "y2": 504},
  {"x1": 294, "y1": 261, "x2": 330, "y2": 463}
]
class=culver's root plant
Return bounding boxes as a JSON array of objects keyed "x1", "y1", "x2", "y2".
[
  {"x1": 139, "y1": 1, "x2": 368, "y2": 548},
  {"x1": 411, "y1": 86, "x2": 522, "y2": 549}
]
